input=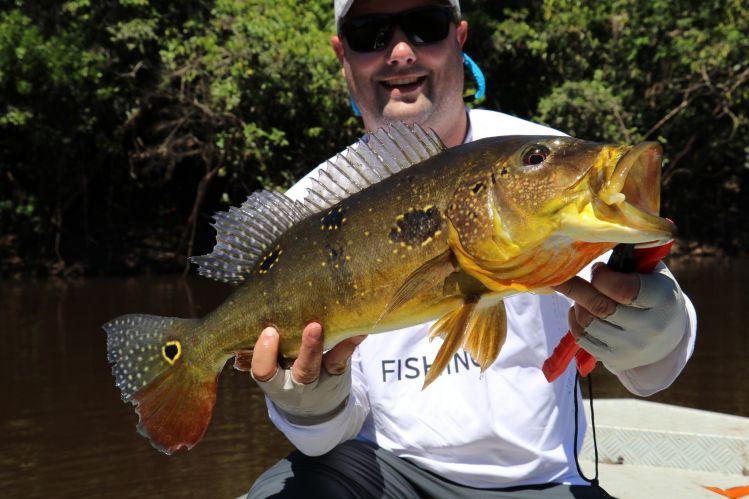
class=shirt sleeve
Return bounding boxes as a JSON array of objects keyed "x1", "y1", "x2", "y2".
[
  {"x1": 263, "y1": 349, "x2": 371, "y2": 457},
  {"x1": 611, "y1": 291, "x2": 697, "y2": 396}
]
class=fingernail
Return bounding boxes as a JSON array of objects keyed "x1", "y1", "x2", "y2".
[
  {"x1": 306, "y1": 324, "x2": 323, "y2": 341},
  {"x1": 263, "y1": 327, "x2": 278, "y2": 338}
]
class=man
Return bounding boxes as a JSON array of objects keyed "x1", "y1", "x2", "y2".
[{"x1": 247, "y1": 0, "x2": 697, "y2": 497}]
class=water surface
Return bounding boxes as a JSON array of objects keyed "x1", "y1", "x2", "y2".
[{"x1": 1, "y1": 257, "x2": 746, "y2": 498}]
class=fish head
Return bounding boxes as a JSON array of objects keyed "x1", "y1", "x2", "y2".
[{"x1": 446, "y1": 136, "x2": 676, "y2": 290}]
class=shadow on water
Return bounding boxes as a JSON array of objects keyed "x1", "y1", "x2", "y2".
[{"x1": 0, "y1": 257, "x2": 746, "y2": 498}]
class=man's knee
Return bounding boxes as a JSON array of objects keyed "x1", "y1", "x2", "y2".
[
  {"x1": 247, "y1": 441, "x2": 387, "y2": 499},
  {"x1": 247, "y1": 456, "x2": 295, "y2": 499}
]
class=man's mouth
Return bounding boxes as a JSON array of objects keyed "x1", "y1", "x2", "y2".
[{"x1": 380, "y1": 76, "x2": 426, "y2": 94}]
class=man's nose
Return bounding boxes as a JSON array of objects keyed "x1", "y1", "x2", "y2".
[{"x1": 387, "y1": 28, "x2": 417, "y2": 66}]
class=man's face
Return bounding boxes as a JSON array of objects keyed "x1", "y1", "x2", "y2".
[{"x1": 332, "y1": 0, "x2": 468, "y2": 136}]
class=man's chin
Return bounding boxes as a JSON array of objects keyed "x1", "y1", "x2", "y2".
[{"x1": 381, "y1": 99, "x2": 434, "y2": 125}]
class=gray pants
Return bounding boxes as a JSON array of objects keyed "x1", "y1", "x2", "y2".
[{"x1": 247, "y1": 440, "x2": 614, "y2": 499}]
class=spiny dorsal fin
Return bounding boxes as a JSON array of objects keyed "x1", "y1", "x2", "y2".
[
  {"x1": 190, "y1": 191, "x2": 312, "y2": 284},
  {"x1": 302, "y1": 122, "x2": 445, "y2": 213}
]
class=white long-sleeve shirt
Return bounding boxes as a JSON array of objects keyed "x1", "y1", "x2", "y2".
[{"x1": 269, "y1": 109, "x2": 698, "y2": 488}]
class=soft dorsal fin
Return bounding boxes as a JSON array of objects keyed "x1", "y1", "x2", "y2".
[
  {"x1": 302, "y1": 122, "x2": 445, "y2": 213},
  {"x1": 190, "y1": 191, "x2": 312, "y2": 284}
]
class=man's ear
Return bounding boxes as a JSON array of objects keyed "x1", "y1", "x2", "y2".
[
  {"x1": 331, "y1": 35, "x2": 345, "y2": 64},
  {"x1": 456, "y1": 20, "x2": 468, "y2": 48}
]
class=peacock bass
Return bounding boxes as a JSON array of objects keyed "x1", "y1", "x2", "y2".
[{"x1": 103, "y1": 123, "x2": 676, "y2": 454}]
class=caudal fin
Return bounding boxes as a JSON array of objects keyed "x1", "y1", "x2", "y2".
[{"x1": 103, "y1": 314, "x2": 219, "y2": 454}]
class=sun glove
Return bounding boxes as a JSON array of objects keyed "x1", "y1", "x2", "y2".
[
  {"x1": 576, "y1": 262, "x2": 688, "y2": 371},
  {"x1": 252, "y1": 363, "x2": 352, "y2": 426}
]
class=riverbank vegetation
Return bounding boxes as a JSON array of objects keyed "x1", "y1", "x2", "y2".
[{"x1": 1, "y1": 0, "x2": 747, "y2": 278}]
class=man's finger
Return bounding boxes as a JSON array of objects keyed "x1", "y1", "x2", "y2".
[
  {"x1": 630, "y1": 265, "x2": 677, "y2": 309},
  {"x1": 291, "y1": 322, "x2": 324, "y2": 384},
  {"x1": 251, "y1": 327, "x2": 280, "y2": 382},
  {"x1": 552, "y1": 276, "x2": 617, "y2": 318},
  {"x1": 323, "y1": 335, "x2": 367, "y2": 375},
  {"x1": 592, "y1": 263, "x2": 641, "y2": 305},
  {"x1": 572, "y1": 304, "x2": 594, "y2": 330},
  {"x1": 567, "y1": 307, "x2": 585, "y2": 339}
]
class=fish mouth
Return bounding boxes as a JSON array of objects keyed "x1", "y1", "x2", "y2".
[{"x1": 595, "y1": 142, "x2": 676, "y2": 244}]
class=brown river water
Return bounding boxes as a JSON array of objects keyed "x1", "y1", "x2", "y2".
[{"x1": 1, "y1": 257, "x2": 747, "y2": 498}]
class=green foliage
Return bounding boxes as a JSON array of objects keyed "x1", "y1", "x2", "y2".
[
  {"x1": 1, "y1": 0, "x2": 747, "y2": 276},
  {"x1": 0, "y1": 0, "x2": 358, "y2": 275}
]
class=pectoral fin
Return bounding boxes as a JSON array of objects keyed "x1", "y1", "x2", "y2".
[
  {"x1": 376, "y1": 250, "x2": 457, "y2": 326},
  {"x1": 424, "y1": 299, "x2": 508, "y2": 389}
]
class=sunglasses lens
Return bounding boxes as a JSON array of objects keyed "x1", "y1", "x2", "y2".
[
  {"x1": 343, "y1": 18, "x2": 394, "y2": 52},
  {"x1": 343, "y1": 8, "x2": 454, "y2": 53},
  {"x1": 402, "y1": 9, "x2": 452, "y2": 44}
]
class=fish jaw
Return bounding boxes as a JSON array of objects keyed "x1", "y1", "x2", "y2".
[{"x1": 577, "y1": 142, "x2": 676, "y2": 246}]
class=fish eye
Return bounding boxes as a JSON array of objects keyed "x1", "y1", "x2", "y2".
[{"x1": 522, "y1": 145, "x2": 550, "y2": 166}]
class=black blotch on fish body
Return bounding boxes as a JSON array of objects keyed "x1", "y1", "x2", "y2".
[
  {"x1": 389, "y1": 207, "x2": 443, "y2": 247},
  {"x1": 258, "y1": 246, "x2": 282, "y2": 274},
  {"x1": 326, "y1": 244, "x2": 345, "y2": 262},
  {"x1": 471, "y1": 182, "x2": 485, "y2": 195},
  {"x1": 321, "y1": 205, "x2": 346, "y2": 231},
  {"x1": 324, "y1": 242, "x2": 355, "y2": 303}
]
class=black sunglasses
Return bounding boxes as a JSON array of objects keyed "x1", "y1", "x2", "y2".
[{"x1": 341, "y1": 6, "x2": 458, "y2": 53}]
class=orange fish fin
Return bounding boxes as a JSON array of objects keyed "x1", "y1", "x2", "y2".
[
  {"x1": 234, "y1": 349, "x2": 254, "y2": 372},
  {"x1": 377, "y1": 250, "x2": 456, "y2": 325},
  {"x1": 462, "y1": 301, "x2": 507, "y2": 372},
  {"x1": 133, "y1": 362, "x2": 218, "y2": 454},
  {"x1": 703, "y1": 486, "x2": 749, "y2": 498},
  {"x1": 104, "y1": 314, "x2": 221, "y2": 454},
  {"x1": 424, "y1": 299, "x2": 477, "y2": 389}
]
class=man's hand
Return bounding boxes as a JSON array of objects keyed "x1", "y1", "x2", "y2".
[
  {"x1": 552, "y1": 261, "x2": 687, "y2": 371},
  {"x1": 250, "y1": 322, "x2": 366, "y2": 425}
]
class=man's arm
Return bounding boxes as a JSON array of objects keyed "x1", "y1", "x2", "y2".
[{"x1": 250, "y1": 324, "x2": 370, "y2": 456}]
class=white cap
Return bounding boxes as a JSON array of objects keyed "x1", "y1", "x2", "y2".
[{"x1": 334, "y1": 0, "x2": 461, "y2": 32}]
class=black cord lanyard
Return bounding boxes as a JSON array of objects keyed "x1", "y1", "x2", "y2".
[{"x1": 573, "y1": 372, "x2": 605, "y2": 490}]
